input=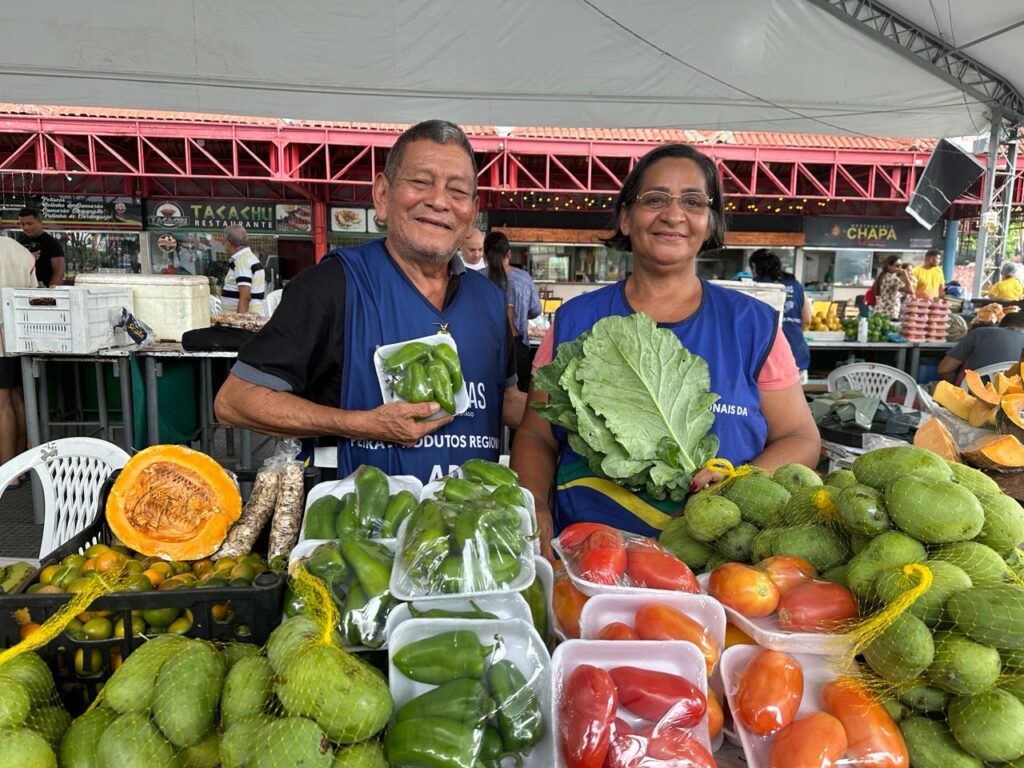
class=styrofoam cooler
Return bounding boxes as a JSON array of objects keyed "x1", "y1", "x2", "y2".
[
  {"x1": 74, "y1": 273, "x2": 210, "y2": 341},
  {"x1": 1, "y1": 286, "x2": 135, "y2": 353}
]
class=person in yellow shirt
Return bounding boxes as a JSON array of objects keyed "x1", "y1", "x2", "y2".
[
  {"x1": 987, "y1": 261, "x2": 1023, "y2": 301},
  {"x1": 912, "y1": 249, "x2": 945, "y2": 298}
]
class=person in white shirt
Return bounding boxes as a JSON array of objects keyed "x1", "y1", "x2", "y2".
[
  {"x1": 221, "y1": 225, "x2": 266, "y2": 315},
  {"x1": 0, "y1": 237, "x2": 37, "y2": 481},
  {"x1": 460, "y1": 227, "x2": 487, "y2": 271}
]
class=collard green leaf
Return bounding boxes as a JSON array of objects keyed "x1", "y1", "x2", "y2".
[
  {"x1": 530, "y1": 335, "x2": 587, "y2": 429},
  {"x1": 579, "y1": 313, "x2": 719, "y2": 474}
]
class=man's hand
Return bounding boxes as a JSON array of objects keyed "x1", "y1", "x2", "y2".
[{"x1": 367, "y1": 401, "x2": 454, "y2": 447}]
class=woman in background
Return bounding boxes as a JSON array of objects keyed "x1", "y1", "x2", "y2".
[
  {"x1": 987, "y1": 261, "x2": 1023, "y2": 301},
  {"x1": 484, "y1": 231, "x2": 542, "y2": 392},
  {"x1": 750, "y1": 249, "x2": 811, "y2": 380},
  {"x1": 872, "y1": 254, "x2": 913, "y2": 320}
]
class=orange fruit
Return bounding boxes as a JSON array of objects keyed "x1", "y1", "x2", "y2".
[
  {"x1": 38, "y1": 564, "x2": 60, "y2": 586},
  {"x1": 142, "y1": 568, "x2": 165, "y2": 587},
  {"x1": 94, "y1": 550, "x2": 128, "y2": 574}
]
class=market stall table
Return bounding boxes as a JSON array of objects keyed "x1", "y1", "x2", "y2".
[{"x1": 807, "y1": 340, "x2": 912, "y2": 372}]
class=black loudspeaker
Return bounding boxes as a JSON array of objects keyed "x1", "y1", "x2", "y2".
[{"x1": 906, "y1": 138, "x2": 985, "y2": 229}]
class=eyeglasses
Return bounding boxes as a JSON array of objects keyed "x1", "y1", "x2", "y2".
[{"x1": 634, "y1": 190, "x2": 713, "y2": 213}]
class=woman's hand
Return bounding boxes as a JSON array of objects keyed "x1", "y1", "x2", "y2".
[{"x1": 689, "y1": 466, "x2": 725, "y2": 493}]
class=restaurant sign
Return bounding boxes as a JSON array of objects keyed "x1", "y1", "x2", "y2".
[
  {"x1": 0, "y1": 195, "x2": 142, "y2": 229},
  {"x1": 145, "y1": 199, "x2": 312, "y2": 233},
  {"x1": 804, "y1": 217, "x2": 943, "y2": 250}
]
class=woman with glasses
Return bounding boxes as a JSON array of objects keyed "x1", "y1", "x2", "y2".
[
  {"x1": 511, "y1": 143, "x2": 820, "y2": 557},
  {"x1": 872, "y1": 254, "x2": 914, "y2": 320}
]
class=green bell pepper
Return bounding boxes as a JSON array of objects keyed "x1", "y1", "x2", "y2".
[
  {"x1": 520, "y1": 576, "x2": 549, "y2": 642},
  {"x1": 393, "y1": 630, "x2": 497, "y2": 684},
  {"x1": 354, "y1": 464, "x2": 390, "y2": 530},
  {"x1": 340, "y1": 537, "x2": 392, "y2": 599},
  {"x1": 342, "y1": 583, "x2": 367, "y2": 646},
  {"x1": 394, "y1": 678, "x2": 494, "y2": 726},
  {"x1": 381, "y1": 489, "x2": 418, "y2": 537},
  {"x1": 335, "y1": 492, "x2": 359, "y2": 538},
  {"x1": 437, "y1": 555, "x2": 468, "y2": 593},
  {"x1": 305, "y1": 542, "x2": 349, "y2": 584},
  {"x1": 453, "y1": 508, "x2": 483, "y2": 550},
  {"x1": 462, "y1": 458, "x2": 519, "y2": 488},
  {"x1": 384, "y1": 716, "x2": 483, "y2": 768},
  {"x1": 407, "y1": 600, "x2": 498, "y2": 620},
  {"x1": 488, "y1": 484, "x2": 527, "y2": 508},
  {"x1": 478, "y1": 725, "x2": 508, "y2": 765},
  {"x1": 428, "y1": 358, "x2": 457, "y2": 414},
  {"x1": 441, "y1": 477, "x2": 487, "y2": 503},
  {"x1": 488, "y1": 551, "x2": 522, "y2": 585},
  {"x1": 282, "y1": 585, "x2": 306, "y2": 618},
  {"x1": 487, "y1": 660, "x2": 544, "y2": 753},
  {"x1": 383, "y1": 340, "x2": 432, "y2": 371},
  {"x1": 433, "y1": 342, "x2": 464, "y2": 390},
  {"x1": 304, "y1": 494, "x2": 341, "y2": 539},
  {"x1": 404, "y1": 361, "x2": 434, "y2": 403}
]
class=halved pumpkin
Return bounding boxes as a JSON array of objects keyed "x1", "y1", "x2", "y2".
[
  {"x1": 964, "y1": 370, "x2": 1002, "y2": 406},
  {"x1": 913, "y1": 417, "x2": 960, "y2": 462},
  {"x1": 962, "y1": 433, "x2": 1024, "y2": 471},
  {"x1": 997, "y1": 393, "x2": 1024, "y2": 445},
  {"x1": 106, "y1": 444, "x2": 242, "y2": 560},
  {"x1": 933, "y1": 380, "x2": 977, "y2": 421},
  {"x1": 968, "y1": 399, "x2": 998, "y2": 428}
]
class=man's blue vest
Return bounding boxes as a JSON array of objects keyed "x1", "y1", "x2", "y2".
[
  {"x1": 330, "y1": 240, "x2": 507, "y2": 483},
  {"x1": 552, "y1": 280, "x2": 778, "y2": 537}
]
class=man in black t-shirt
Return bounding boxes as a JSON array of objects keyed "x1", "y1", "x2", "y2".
[{"x1": 17, "y1": 207, "x2": 65, "y2": 287}]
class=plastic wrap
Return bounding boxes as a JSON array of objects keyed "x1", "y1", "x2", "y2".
[
  {"x1": 374, "y1": 334, "x2": 469, "y2": 416},
  {"x1": 387, "y1": 618, "x2": 553, "y2": 767},
  {"x1": 551, "y1": 639, "x2": 712, "y2": 768},
  {"x1": 287, "y1": 537, "x2": 397, "y2": 650},
  {"x1": 299, "y1": 467, "x2": 422, "y2": 543},
  {"x1": 553, "y1": 523, "x2": 700, "y2": 597},
  {"x1": 266, "y1": 440, "x2": 305, "y2": 565},
  {"x1": 216, "y1": 461, "x2": 281, "y2": 558},
  {"x1": 389, "y1": 491, "x2": 536, "y2": 600}
]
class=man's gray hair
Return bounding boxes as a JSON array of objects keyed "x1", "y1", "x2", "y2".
[
  {"x1": 383, "y1": 120, "x2": 477, "y2": 191},
  {"x1": 1002, "y1": 261, "x2": 1018, "y2": 278},
  {"x1": 224, "y1": 225, "x2": 248, "y2": 247}
]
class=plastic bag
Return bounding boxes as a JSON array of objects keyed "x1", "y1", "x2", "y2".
[
  {"x1": 267, "y1": 440, "x2": 306, "y2": 566},
  {"x1": 391, "y1": 473, "x2": 536, "y2": 599},
  {"x1": 387, "y1": 618, "x2": 550, "y2": 767},
  {"x1": 552, "y1": 524, "x2": 700, "y2": 596},
  {"x1": 216, "y1": 454, "x2": 285, "y2": 558}
]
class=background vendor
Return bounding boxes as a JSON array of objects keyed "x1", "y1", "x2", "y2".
[{"x1": 511, "y1": 143, "x2": 820, "y2": 557}]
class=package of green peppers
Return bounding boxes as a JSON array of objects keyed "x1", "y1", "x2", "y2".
[
  {"x1": 300, "y1": 464, "x2": 423, "y2": 543},
  {"x1": 383, "y1": 592, "x2": 536, "y2": 642},
  {"x1": 285, "y1": 537, "x2": 399, "y2": 650},
  {"x1": 386, "y1": 618, "x2": 554, "y2": 767},
  {"x1": 374, "y1": 334, "x2": 469, "y2": 417},
  {"x1": 390, "y1": 487, "x2": 538, "y2": 600}
]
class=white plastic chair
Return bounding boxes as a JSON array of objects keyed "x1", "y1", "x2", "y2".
[
  {"x1": 265, "y1": 289, "x2": 284, "y2": 317},
  {"x1": 960, "y1": 360, "x2": 1018, "y2": 390},
  {"x1": 827, "y1": 363, "x2": 920, "y2": 409},
  {"x1": 0, "y1": 438, "x2": 130, "y2": 558}
]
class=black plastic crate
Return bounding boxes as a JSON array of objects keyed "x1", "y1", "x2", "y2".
[{"x1": 0, "y1": 474, "x2": 286, "y2": 712}]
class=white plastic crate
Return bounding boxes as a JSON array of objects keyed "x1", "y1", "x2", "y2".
[
  {"x1": 1, "y1": 286, "x2": 135, "y2": 354},
  {"x1": 74, "y1": 273, "x2": 210, "y2": 342}
]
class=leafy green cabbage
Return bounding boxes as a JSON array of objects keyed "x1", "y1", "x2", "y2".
[{"x1": 532, "y1": 312, "x2": 719, "y2": 501}]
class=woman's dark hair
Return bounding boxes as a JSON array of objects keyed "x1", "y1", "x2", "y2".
[
  {"x1": 483, "y1": 231, "x2": 510, "y2": 293},
  {"x1": 1001, "y1": 311, "x2": 1024, "y2": 329},
  {"x1": 602, "y1": 143, "x2": 726, "y2": 253},
  {"x1": 872, "y1": 254, "x2": 901, "y2": 297},
  {"x1": 749, "y1": 249, "x2": 791, "y2": 283}
]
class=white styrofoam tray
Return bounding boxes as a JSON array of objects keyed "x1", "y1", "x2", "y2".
[
  {"x1": 719, "y1": 644, "x2": 854, "y2": 768},
  {"x1": 550, "y1": 639, "x2": 711, "y2": 767},
  {"x1": 385, "y1": 592, "x2": 533, "y2": 641},
  {"x1": 298, "y1": 470, "x2": 422, "y2": 544},
  {"x1": 389, "y1": 617, "x2": 554, "y2": 767},
  {"x1": 697, "y1": 572, "x2": 853, "y2": 656},
  {"x1": 374, "y1": 333, "x2": 469, "y2": 417},
  {"x1": 389, "y1": 504, "x2": 536, "y2": 601}
]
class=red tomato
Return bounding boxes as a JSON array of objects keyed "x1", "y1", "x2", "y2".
[
  {"x1": 736, "y1": 650, "x2": 803, "y2": 736},
  {"x1": 608, "y1": 666, "x2": 706, "y2": 726},
  {"x1": 707, "y1": 563, "x2": 780, "y2": 617},
  {"x1": 597, "y1": 621, "x2": 640, "y2": 641},
  {"x1": 559, "y1": 664, "x2": 618, "y2": 768},
  {"x1": 624, "y1": 541, "x2": 700, "y2": 592},
  {"x1": 558, "y1": 522, "x2": 617, "y2": 550},
  {"x1": 706, "y1": 689, "x2": 723, "y2": 741},
  {"x1": 757, "y1": 555, "x2": 817, "y2": 595},
  {"x1": 634, "y1": 604, "x2": 720, "y2": 677},
  {"x1": 645, "y1": 725, "x2": 716, "y2": 767},
  {"x1": 577, "y1": 530, "x2": 627, "y2": 585},
  {"x1": 777, "y1": 580, "x2": 860, "y2": 632},
  {"x1": 769, "y1": 712, "x2": 848, "y2": 768},
  {"x1": 552, "y1": 572, "x2": 589, "y2": 638},
  {"x1": 822, "y1": 678, "x2": 909, "y2": 768}
]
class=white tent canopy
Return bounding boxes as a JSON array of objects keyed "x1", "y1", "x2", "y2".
[{"x1": 1, "y1": 0, "x2": 1021, "y2": 138}]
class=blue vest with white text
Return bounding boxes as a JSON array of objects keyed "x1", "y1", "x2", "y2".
[
  {"x1": 552, "y1": 280, "x2": 777, "y2": 537},
  {"x1": 332, "y1": 240, "x2": 507, "y2": 483}
]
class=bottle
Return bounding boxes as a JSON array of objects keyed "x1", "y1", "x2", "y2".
[{"x1": 857, "y1": 316, "x2": 869, "y2": 343}]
